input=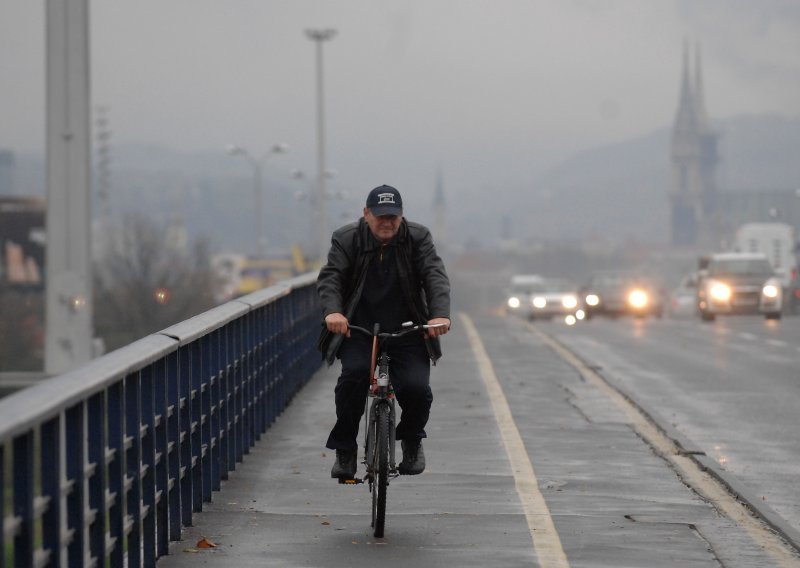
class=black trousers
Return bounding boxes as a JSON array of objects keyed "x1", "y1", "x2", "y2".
[{"x1": 325, "y1": 335, "x2": 432, "y2": 452}]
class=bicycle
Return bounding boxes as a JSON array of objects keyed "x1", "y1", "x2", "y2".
[{"x1": 342, "y1": 321, "x2": 445, "y2": 538}]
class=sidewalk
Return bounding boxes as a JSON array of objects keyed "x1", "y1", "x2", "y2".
[{"x1": 158, "y1": 313, "x2": 782, "y2": 567}]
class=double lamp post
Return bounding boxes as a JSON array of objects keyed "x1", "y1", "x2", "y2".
[
  {"x1": 226, "y1": 143, "x2": 289, "y2": 259},
  {"x1": 228, "y1": 28, "x2": 336, "y2": 263}
]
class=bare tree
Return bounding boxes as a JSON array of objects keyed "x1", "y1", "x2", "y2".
[
  {"x1": 94, "y1": 215, "x2": 220, "y2": 352},
  {"x1": 0, "y1": 286, "x2": 43, "y2": 371}
]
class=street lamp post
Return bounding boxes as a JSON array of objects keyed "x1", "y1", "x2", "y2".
[
  {"x1": 227, "y1": 143, "x2": 288, "y2": 258},
  {"x1": 290, "y1": 168, "x2": 340, "y2": 254},
  {"x1": 305, "y1": 28, "x2": 336, "y2": 265}
]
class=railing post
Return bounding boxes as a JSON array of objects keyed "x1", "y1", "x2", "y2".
[
  {"x1": 165, "y1": 350, "x2": 182, "y2": 541},
  {"x1": 140, "y1": 365, "x2": 156, "y2": 566},
  {"x1": 87, "y1": 392, "x2": 106, "y2": 565},
  {"x1": 13, "y1": 431, "x2": 34, "y2": 568},
  {"x1": 153, "y1": 358, "x2": 169, "y2": 557},
  {"x1": 220, "y1": 337, "x2": 231, "y2": 481},
  {"x1": 65, "y1": 403, "x2": 86, "y2": 567},
  {"x1": 107, "y1": 382, "x2": 125, "y2": 566},
  {"x1": 189, "y1": 342, "x2": 203, "y2": 514},
  {"x1": 41, "y1": 416, "x2": 61, "y2": 567},
  {"x1": 266, "y1": 303, "x2": 277, "y2": 427},
  {"x1": 210, "y1": 330, "x2": 221, "y2": 491},
  {"x1": 240, "y1": 318, "x2": 253, "y2": 455},
  {"x1": 178, "y1": 345, "x2": 194, "y2": 525},
  {"x1": 124, "y1": 372, "x2": 142, "y2": 567},
  {"x1": 200, "y1": 336, "x2": 212, "y2": 503}
]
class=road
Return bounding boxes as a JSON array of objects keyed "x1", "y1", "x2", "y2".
[
  {"x1": 157, "y1": 311, "x2": 800, "y2": 567},
  {"x1": 539, "y1": 313, "x2": 800, "y2": 539}
]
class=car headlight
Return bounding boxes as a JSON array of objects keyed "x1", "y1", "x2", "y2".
[
  {"x1": 628, "y1": 289, "x2": 649, "y2": 308},
  {"x1": 762, "y1": 284, "x2": 780, "y2": 298},
  {"x1": 708, "y1": 281, "x2": 731, "y2": 302},
  {"x1": 585, "y1": 294, "x2": 599, "y2": 306},
  {"x1": 532, "y1": 296, "x2": 547, "y2": 309},
  {"x1": 508, "y1": 297, "x2": 521, "y2": 309},
  {"x1": 562, "y1": 295, "x2": 578, "y2": 309}
]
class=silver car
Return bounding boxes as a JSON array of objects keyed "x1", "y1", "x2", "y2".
[{"x1": 528, "y1": 278, "x2": 580, "y2": 320}]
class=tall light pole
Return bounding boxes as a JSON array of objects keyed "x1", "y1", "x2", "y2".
[
  {"x1": 305, "y1": 28, "x2": 336, "y2": 265},
  {"x1": 227, "y1": 143, "x2": 288, "y2": 258}
]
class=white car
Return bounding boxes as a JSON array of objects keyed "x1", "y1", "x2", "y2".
[
  {"x1": 528, "y1": 278, "x2": 580, "y2": 320},
  {"x1": 505, "y1": 274, "x2": 544, "y2": 317},
  {"x1": 697, "y1": 252, "x2": 783, "y2": 321}
]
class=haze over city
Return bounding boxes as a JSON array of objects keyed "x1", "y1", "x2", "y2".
[{"x1": 2, "y1": 1, "x2": 800, "y2": 247}]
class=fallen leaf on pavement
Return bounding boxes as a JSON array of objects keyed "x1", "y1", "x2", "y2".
[{"x1": 196, "y1": 537, "x2": 217, "y2": 548}]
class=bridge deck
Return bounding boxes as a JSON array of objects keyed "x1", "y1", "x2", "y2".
[{"x1": 157, "y1": 313, "x2": 768, "y2": 567}]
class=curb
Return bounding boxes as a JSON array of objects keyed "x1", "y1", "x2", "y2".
[{"x1": 540, "y1": 329, "x2": 800, "y2": 555}]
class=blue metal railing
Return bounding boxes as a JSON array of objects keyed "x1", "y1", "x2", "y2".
[{"x1": 1, "y1": 272, "x2": 321, "y2": 567}]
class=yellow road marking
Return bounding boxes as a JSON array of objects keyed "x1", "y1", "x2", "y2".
[{"x1": 460, "y1": 313, "x2": 570, "y2": 568}]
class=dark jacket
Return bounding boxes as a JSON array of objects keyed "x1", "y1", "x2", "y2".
[{"x1": 317, "y1": 217, "x2": 451, "y2": 365}]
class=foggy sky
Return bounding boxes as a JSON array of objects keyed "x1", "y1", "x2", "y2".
[{"x1": 2, "y1": 1, "x2": 800, "y2": 219}]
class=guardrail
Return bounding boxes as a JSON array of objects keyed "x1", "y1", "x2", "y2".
[{"x1": 1, "y1": 272, "x2": 321, "y2": 567}]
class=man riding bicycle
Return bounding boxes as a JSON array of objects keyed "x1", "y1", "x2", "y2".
[{"x1": 317, "y1": 184, "x2": 451, "y2": 479}]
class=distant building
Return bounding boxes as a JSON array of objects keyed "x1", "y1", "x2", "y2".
[
  {"x1": 670, "y1": 42, "x2": 718, "y2": 247},
  {"x1": 0, "y1": 196, "x2": 46, "y2": 286},
  {"x1": 0, "y1": 150, "x2": 15, "y2": 195}
]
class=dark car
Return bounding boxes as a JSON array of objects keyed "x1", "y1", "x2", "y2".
[{"x1": 581, "y1": 271, "x2": 664, "y2": 319}]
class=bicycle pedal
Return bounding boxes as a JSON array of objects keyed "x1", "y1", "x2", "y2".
[{"x1": 338, "y1": 478, "x2": 363, "y2": 485}]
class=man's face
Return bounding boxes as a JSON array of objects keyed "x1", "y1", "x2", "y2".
[{"x1": 364, "y1": 208, "x2": 401, "y2": 244}]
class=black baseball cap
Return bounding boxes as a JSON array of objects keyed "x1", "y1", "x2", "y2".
[{"x1": 366, "y1": 185, "x2": 403, "y2": 217}]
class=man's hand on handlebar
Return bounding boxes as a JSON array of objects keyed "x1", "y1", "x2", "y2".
[
  {"x1": 325, "y1": 312, "x2": 350, "y2": 337},
  {"x1": 426, "y1": 317, "x2": 451, "y2": 338}
]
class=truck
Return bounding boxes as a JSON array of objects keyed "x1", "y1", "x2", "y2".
[{"x1": 734, "y1": 222, "x2": 798, "y2": 312}]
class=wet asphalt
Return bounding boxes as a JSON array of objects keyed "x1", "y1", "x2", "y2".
[{"x1": 157, "y1": 313, "x2": 798, "y2": 567}]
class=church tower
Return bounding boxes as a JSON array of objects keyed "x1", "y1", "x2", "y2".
[
  {"x1": 433, "y1": 165, "x2": 447, "y2": 247},
  {"x1": 670, "y1": 41, "x2": 718, "y2": 247}
]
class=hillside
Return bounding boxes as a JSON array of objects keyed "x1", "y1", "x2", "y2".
[
  {"x1": 511, "y1": 114, "x2": 800, "y2": 245},
  {"x1": 5, "y1": 114, "x2": 800, "y2": 250}
]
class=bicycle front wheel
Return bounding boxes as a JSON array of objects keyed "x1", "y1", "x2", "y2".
[{"x1": 372, "y1": 402, "x2": 390, "y2": 537}]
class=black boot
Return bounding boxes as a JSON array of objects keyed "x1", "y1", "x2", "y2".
[
  {"x1": 331, "y1": 449, "x2": 357, "y2": 479},
  {"x1": 398, "y1": 440, "x2": 425, "y2": 475}
]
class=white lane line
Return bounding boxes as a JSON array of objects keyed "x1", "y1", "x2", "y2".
[
  {"x1": 460, "y1": 313, "x2": 570, "y2": 568},
  {"x1": 765, "y1": 339, "x2": 787, "y2": 348}
]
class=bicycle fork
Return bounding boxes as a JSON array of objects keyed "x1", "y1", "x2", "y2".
[{"x1": 364, "y1": 398, "x2": 398, "y2": 478}]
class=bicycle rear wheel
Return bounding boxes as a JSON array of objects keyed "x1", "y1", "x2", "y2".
[{"x1": 372, "y1": 403, "x2": 390, "y2": 537}]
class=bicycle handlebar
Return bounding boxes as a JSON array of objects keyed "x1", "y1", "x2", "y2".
[{"x1": 347, "y1": 322, "x2": 446, "y2": 339}]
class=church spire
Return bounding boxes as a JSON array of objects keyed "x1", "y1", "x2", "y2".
[
  {"x1": 672, "y1": 39, "x2": 696, "y2": 146},
  {"x1": 669, "y1": 38, "x2": 718, "y2": 248},
  {"x1": 433, "y1": 165, "x2": 446, "y2": 247},
  {"x1": 693, "y1": 42, "x2": 709, "y2": 132}
]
